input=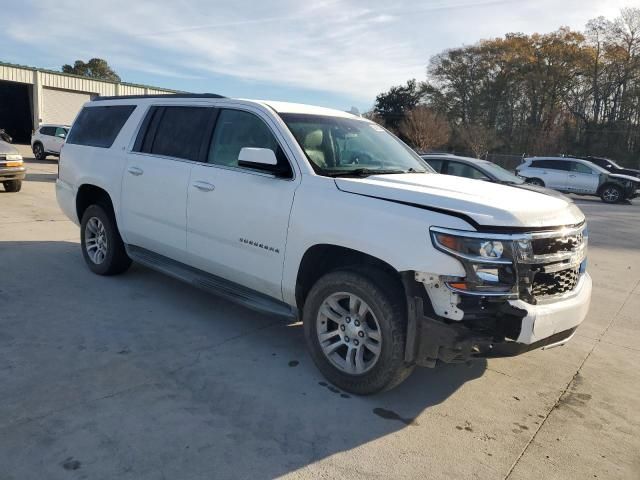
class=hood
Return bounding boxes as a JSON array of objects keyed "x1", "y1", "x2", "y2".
[
  {"x1": 609, "y1": 173, "x2": 640, "y2": 183},
  {"x1": 613, "y1": 166, "x2": 640, "y2": 177},
  {"x1": 507, "y1": 182, "x2": 572, "y2": 201},
  {"x1": 0, "y1": 140, "x2": 18, "y2": 155},
  {"x1": 335, "y1": 173, "x2": 585, "y2": 229}
]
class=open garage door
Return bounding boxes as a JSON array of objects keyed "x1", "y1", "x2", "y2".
[
  {"x1": 0, "y1": 80, "x2": 33, "y2": 144},
  {"x1": 42, "y1": 87, "x2": 93, "y2": 125}
]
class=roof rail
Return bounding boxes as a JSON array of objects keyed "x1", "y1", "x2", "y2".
[{"x1": 92, "y1": 93, "x2": 225, "y2": 102}]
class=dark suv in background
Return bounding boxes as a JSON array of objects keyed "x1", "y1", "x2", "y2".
[{"x1": 572, "y1": 156, "x2": 640, "y2": 179}]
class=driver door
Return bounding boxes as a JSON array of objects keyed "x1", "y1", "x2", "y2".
[
  {"x1": 52, "y1": 127, "x2": 67, "y2": 154},
  {"x1": 567, "y1": 161, "x2": 600, "y2": 194},
  {"x1": 186, "y1": 108, "x2": 300, "y2": 300}
]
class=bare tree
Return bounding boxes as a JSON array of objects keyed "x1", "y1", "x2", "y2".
[
  {"x1": 399, "y1": 107, "x2": 450, "y2": 152},
  {"x1": 457, "y1": 123, "x2": 498, "y2": 158}
]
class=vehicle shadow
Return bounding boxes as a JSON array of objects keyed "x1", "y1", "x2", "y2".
[
  {"x1": 0, "y1": 240, "x2": 487, "y2": 479},
  {"x1": 23, "y1": 156, "x2": 58, "y2": 165},
  {"x1": 24, "y1": 172, "x2": 57, "y2": 183}
]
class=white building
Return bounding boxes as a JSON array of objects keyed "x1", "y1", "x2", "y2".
[{"x1": 0, "y1": 61, "x2": 178, "y2": 143}]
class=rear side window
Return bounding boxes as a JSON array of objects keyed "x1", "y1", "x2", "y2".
[
  {"x1": 67, "y1": 105, "x2": 136, "y2": 148},
  {"x1": 530, "y1": 160, "x2": 569, "y2": 170},
  {"x1": 40, "y1": 126, "x2": 55, "y2": 136},
  {"x1": 139, "y1": 106, "x2": 214, "y2": 161}
]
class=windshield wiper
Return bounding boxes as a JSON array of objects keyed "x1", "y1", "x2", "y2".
[{"x1": 324, "y1": 168, "x2": 414, "y2": 178}]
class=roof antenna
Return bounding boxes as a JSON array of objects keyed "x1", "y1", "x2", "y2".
[{"x1": 348, "y1": 106, "x2": 361, "y2": 116}]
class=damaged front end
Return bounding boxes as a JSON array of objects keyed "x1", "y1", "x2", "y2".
[{"x1": 403, "y1": 223, "x2": 589, "y2": 367}]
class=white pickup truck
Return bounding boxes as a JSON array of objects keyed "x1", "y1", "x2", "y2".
[{"x1": 56, "y1": 94, "x2": 592, "y2": 394}]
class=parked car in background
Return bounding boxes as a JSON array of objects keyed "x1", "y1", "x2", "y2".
[
  {"x1": 31, "y1": 124, "x2": 69, "y2": 160},
  {"x1": 571, "y1": 156, "x2": 640, "y2": 179},
  {"x1": 0, "y1": 140, "x2": 26, "y2": 192},
  {"x1": 57, "y1": 94, "x2": 592, "y2": 394},
  {"x1": 516, "y1": 157, "x2": 640, "y2": 203},
  {"x1": 421, "y1": 153, "x2": 568, "y2": 199}
]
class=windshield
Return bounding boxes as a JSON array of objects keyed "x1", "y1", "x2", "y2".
[
  {"x1": 478, "y1": 160, "x2": 524, "y2": 184},
  {"x1": 603, "y1": 158, "x2": 621, "y2": 169},
  {"x1": 280, "y1": 113, "x2": 432, "y2": 176}
]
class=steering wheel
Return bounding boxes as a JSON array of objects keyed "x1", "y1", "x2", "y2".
[{"x1": 349, "y1": 151, "x2": 380, "y2": 166}]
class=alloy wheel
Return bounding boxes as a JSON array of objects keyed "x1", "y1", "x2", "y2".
[
  {"x1": 316, "y1": 292, "x2": 382, "y2": 375},
  {"x1": 602, "y1": 187, "x2": 620, "y2": 203},
  {"x1": 84, "y1": 217, "x2": 108, "y2": 264}
]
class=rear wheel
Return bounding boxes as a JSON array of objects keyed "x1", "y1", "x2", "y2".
[
  {"x1": 526, "y1": 178, "x2": 545, "y2": 187},
  {"x1": 33, "y1": 143, "x2": 46, "y2": 160},
  {"x1": 2, "y1": 180, "x2": 22, "y2": 192},
  {"x1": 303, "y1": 269, "x2": 414, "y2": 395},
  {"x1": 80, "y1": 204, "x2": 132, "y2": 275},
  {"x1": 600, "y1": 185, "x2": 622, "y2": 204}
]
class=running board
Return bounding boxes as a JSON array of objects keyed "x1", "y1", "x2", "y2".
[{"x1": 126, "y1": 245, "x2": 297, "y2": 319}]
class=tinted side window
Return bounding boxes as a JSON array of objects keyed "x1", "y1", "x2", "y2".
[
  {"x1": 67, "y1": 105, "x2": 136, "y2": 148},
  {"x1": 530, "y1": 160, "x2": 569, "y2": 170},
  {"x1": 208, "y1": 109, "x2": 292, "y2": 177},
  {"x1": 147, "y1": 107, "x2": 213, "y2": 161},
  {"x1": 447, "y1": 161, "x2": 489, "y2": 180},
  {"x1": 571, "y1": 162, "x2": 595, "y2": 174},
  {"x1": 40, "y1": 126, "x2": 55, "y2": 136}
]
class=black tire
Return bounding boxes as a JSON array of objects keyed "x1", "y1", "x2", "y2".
[
  {"x1": 600, "y1": 184, "x2": 623, "y2": 204},
  {"x1": 80, "y1": 204, "x2": 132, "y2": 275},
  {"x1": 303, "y1": 268, "x2": 414, "y2": 395},
  {"x1": 33, "y1": 142, "x2": 46, "y2": 160},
  {"x1": 3, "y1": 180, "x2": 22, "y2": 192},
  {"x1": 526, "y1": 178, "x2": 545, "y2": 187}
]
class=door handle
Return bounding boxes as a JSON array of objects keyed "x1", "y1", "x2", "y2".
[
  {"x1": 192, "y1": 181, "x2": 215, "y2": 192},
  {"x1": 568, "y1": 174, "x2": 576, "y2": 178},
  {"x1": 127, "y1": 166, "x2": 143, "y2": 176}
]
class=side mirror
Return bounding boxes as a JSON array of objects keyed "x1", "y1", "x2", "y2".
[
  {"x1": 606, "y1": 164, "x2": 612, "y2": 169},
  {"x1": 238, "y1": 147, "x2": 277, "y2": 172}
]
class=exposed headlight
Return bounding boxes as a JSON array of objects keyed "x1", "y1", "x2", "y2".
[{"x1": 431, "y1": 227, "x2": 518, "y2": 295}]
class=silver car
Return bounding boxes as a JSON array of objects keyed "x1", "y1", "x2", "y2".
[{"x1": 0, "y1": 140, "x2": 26, "y2": 192}]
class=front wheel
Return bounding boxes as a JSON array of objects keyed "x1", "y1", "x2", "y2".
[
  {"x1": 303, "y1": 269, "x2": 414, "y2": 395},
  {"x1": 80, "y1": 204, "x2": 132, "y2": 275},
  {"x1": 33, "y1": 143, "x2": 46, "y2": 160},
  {"x1": 3, "y1": 180, "x2": 22, "y2": 192},
  {"x1": 600, "y1": 185, "x2": 623, "y2": 204}
]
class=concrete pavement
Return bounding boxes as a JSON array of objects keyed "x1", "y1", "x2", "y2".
[{"x1": 1, "y1": 146, "x2": 638, "y2": 479}]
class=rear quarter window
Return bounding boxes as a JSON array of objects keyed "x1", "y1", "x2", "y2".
[{"x1": 66, "y1": 105, "x2": 136, "y2": 148}]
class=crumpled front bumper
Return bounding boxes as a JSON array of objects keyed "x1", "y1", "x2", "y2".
[{"x1": 403, "y1": 272, "x2": 592, "y2": 366}]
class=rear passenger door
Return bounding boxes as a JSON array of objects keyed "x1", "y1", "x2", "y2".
[
  {"x1": 186, "y1": 108, "x2": 299, "y2": 300},
  {"x1": 40, "y1": 126, "x2": 56, "y2": 152},
  {"x1": 120, "y1": 105, "x2": 216, "y2": 262},
  {"x1": 531, "y1": 160, "x2": 569, "y2": 190}
]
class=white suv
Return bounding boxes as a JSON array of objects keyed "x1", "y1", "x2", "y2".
[
  {"x1": 56, "y1": 94, "x2": 592, "y2": 394},
  {"x1": 517, "y1": 156, "x2": 640, "y2": 203},
  {"x1": 31, "y1": 124, "x2": 70, "y2": 160}
]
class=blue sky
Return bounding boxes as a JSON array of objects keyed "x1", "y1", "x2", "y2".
[{"x1": 1, "y1": 0, "x2": 634, "y2": 111}]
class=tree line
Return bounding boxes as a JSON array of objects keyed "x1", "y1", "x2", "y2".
[{"x1": 371, "y1": 8, "x2": 640, "y2": 166}]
